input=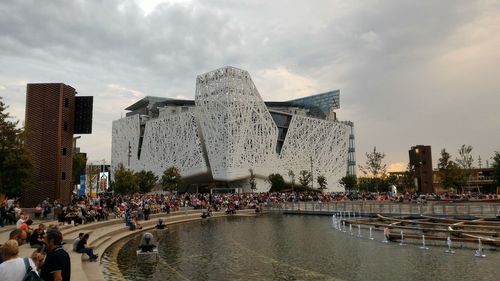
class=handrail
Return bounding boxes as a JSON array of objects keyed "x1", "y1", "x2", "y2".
[{"x1": 268, "y1": 201, "x2": 500, "y2": 217}]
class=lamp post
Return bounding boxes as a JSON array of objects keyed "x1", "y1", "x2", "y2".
[
  {"x1": 127, "y1": 141, "x2": 132, "y2": 168},
  {"x1": 310, "y1": 156, "x2": 314, "y2": 189},
  {"x1": 288, "y1": 170, "x2": 295, "y2": 194}
]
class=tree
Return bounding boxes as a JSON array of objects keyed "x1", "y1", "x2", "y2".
[
  {"x1": 339, "y1": 175, "x2": 357, "y2": 191},
  {"x1": 401, "y1": 163, "x2": 416, "y2": 193},
  {"x1": 113, "y1": 163, "x2": 138, "y2": 195},
  {"x1": 72, "y1": 153, "x2": 87, "y2": 187},
  {"x1": 0, "y1": 97, "x2": 33, "y2": 196},
  {"x1": 136, "y1": 170, "x2": 158, "y2": 193},
  {"x1": 268, "y1": 173, "x2": 285, "y2": 192},
  {"x1": 249, "y1": 168, "x2": 257, "y2": 191},
  {"x1": 384, "y1": 174, "x2": 398, "y2": 186},
  {"x1": 298, "y1": 170, "x2": 312, "y2": 188},
  {"x1": 161, "y1": 166, "x2": 182, "y2": 192},
  {"x1": 456, "y1": 144, "x2": 474, "y2": 169},
  {"x1": 1, "y1": 147, "x2": 33, "y2": 196},
  {"x1": 438, "y1": 149, "x2": 463, "y2": 192},
  {"x1": 317, "y1": 175, "x2": 327, "y2": 191},
  {"x1": 359, "y1": 147, "x2": 387, "y2": 178},
  {"x1": 456, "y1": 144, "x2": 474, "y2": 191},
  {"x1": 358, "y1": 147, "x2": 387, "y2": 191},
  {"x1": 492, "y1": 151, "x2": 500, "y2": 189}
]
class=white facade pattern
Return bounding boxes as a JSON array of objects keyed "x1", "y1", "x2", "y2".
[
  {"x1": 111, "y1": 114, "x2": 141, "y2": 171},
  {"x1": 111, "y1": 66, "x2": 352, "y2": 192},
  {"x1": 140, "y1": 112, "x2": 208, "y2": 177},
  {"x1": 195, "y1": 67, "x2": 278, "y2": 181},
  {"x1": 278, "y1": 115, "x2": 349, "y2": 189}
]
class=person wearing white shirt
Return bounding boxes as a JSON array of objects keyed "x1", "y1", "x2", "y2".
[
  {"x1": 0, "y1": 240, "x2": 38, "y2": 281},
  {"x1": 16, "y1": 216, "x2": 26, "y2": 229}
]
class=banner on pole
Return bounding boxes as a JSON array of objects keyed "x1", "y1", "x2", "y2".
[{"x1": 79, "y1": 174, "x2": 86, "y2": 196}]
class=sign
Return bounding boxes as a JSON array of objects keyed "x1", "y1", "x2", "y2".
[
  {"x1": 79, "y1": 174, "x2": 86, "y2": 196},
  {"x1": 99, "y1": 172, "x2": 109, "y2": 191}
]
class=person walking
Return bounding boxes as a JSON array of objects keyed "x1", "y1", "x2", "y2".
[{"x1": 40, "y1": 229, "x2": 71, "y2": 281}]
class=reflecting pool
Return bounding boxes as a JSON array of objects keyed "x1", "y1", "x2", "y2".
[{"x1": 102, "y1": 214, "x2": 500, "y2": 281}]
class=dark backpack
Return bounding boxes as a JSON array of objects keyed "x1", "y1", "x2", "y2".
[{"x1": 22, "y1": 258, "x2": 43, "y2": 281}]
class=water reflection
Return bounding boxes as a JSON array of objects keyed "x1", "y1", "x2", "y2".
[{"x1": 102, "y1": 215, "x2": 500, "y2": 281}]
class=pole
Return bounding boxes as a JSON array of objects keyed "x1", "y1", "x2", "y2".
[
  {"x1": 127, "y1": 141, "x2": 131, "y2": 167},
  {"x1": 310, "y1": 156, "x2": 313, "y2": 189}
]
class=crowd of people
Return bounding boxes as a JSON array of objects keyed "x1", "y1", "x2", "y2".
[
  {"x1": 3, "y1": 190, "x2": 499, "y2": 229},
  {"x1": 0, "y1": 223, "x2": 70, "y2": 281},
  {"x1": 0, "y1": 189, "x2": 498, "y2": 280}
]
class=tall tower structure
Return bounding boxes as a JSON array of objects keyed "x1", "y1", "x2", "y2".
[
  {"x1": 409, "y1": 145, "x2": 433, "y2": 194},
  {"x1": 23, "y1": 83, "x2": 93, "y2": 206}
]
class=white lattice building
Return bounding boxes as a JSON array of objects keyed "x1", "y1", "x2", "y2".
[{"x1": 111, "y1": 66, "x2": 355, "y2": 192}]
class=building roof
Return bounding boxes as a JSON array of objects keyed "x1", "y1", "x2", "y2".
[
  {"x1": 287, "y1": 90, "x2": 340, "y2": 116},
  {"x1": 124, "y1": 90, "x2": 340, "y2": 115},
  {"x1": 125, "y1": 96, "x2": 169, "y2": 111}
]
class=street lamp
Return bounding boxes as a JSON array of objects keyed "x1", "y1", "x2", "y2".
[
  {"x1": 310, "y1": 156, "x2": 314, "y2": 189},
  {"x1": 127, "y1": 141, "x2": 132, "y2": 167},
  {"x1": 288, "y1": 170, "x2": 295, "y2": 194}
]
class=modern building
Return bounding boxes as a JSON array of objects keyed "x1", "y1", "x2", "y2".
[
  {"x1": 112, "y1": 66, "x2": 354, "y2": 192},
  {"x1": 433, "y1": 168, "x2": 497, "y2": 194},
  {"x1": 23, "y1": 83, "x2": 93, "y2": 206},
  {"x1": 409, "y1": 145, "x2": 434, "y2": 194}
]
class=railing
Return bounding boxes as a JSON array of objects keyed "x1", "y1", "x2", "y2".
[{"x1": 268, "y1": 201, "x2": 500, "y2": 217}]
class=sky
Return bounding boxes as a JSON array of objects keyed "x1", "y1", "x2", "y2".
[{"x1": 1, "y1": 0, "x2": 499, "y2": 172}]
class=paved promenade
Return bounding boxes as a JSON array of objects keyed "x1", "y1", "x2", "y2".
[{"x1": 0, "y1": 209, "x2": 258, "y2": 281}]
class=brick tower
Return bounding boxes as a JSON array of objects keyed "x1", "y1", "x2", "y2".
[
  {"x1": 409, "y1": 145, "x2": 434, "y2": 194},
  {"x1": 23, "y1": 83, "x2": 92, "y2": 206}
]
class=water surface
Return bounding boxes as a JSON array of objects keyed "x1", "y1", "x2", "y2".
[{"x1": 102, "y1": 214, "x2": 500, "y2": 281}]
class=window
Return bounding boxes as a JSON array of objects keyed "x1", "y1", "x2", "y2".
[
  {"x1": 62, "y1": 172, "x2": 66, "y2": 180},
  {"x1": 62, "y1": 147, "x2": 67, "y2": 156},
  {"x1": 64, "y1": 98, "x2": 69, "y2": 108},
  {"x1": 63, "y1": 121, "x2": 68, "y2": 131}
]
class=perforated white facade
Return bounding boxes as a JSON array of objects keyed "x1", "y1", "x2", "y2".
[
  {"x1": 111, "y1": 66, "x2": 352, "y2": 192},
  {"x1": 195, "y1": 67, "x2": 278, "y2": 181},
  {"x1": 278, "y1": 115, "x2": 349, "y2": 190}
]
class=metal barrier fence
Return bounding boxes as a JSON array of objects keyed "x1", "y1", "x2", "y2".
[{"x1": 268, "y1": 201, "x2": 500, "y2": 217}]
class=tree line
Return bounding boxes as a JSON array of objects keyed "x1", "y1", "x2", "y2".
[
  {"x1": 112, "y1": 164, "x2": 183, "y2": 194},
  {"x1": 338, "y1": 145, "x2": 500, "y2": 193},
  {"x1": 0, "y1": 97, "x2": 33, "y2": 197},
  {"x1": 267, "y1": 170, "x2": 327, "y2": 192}
]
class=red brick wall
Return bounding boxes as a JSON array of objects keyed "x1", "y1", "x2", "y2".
[{"x1": 23, "y1": 83, "x2": 76, "y2": 206}]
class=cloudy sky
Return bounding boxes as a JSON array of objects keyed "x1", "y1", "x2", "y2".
[{"x1": 1, "y1": 0, "x2": 499, "y2": 171}]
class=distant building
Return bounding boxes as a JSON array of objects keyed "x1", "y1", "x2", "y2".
[
  {"x1": 409, "y1": 145, "x2": 433, "y2": 194},
  {"x1": 112, "y1": 66, "x2": 355, "y2": 192},
  {"x1": 23, "y1": 83, "x2": 93, "y2": 206},
  {"x1": 433, "y1": 168, "x2": 497, "y2": 194}
]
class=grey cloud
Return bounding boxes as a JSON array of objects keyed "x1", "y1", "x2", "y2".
[{"x1": 0, "y1": 0, "x2": 499, "y2": 166}]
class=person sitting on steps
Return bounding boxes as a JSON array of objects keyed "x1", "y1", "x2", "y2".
[
  {"x1": 72, "y1": 233, "x2": 84, "y2": 252},
  {"x1": 76, "y1": 233, "x2": 98, "y2": 261}
]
